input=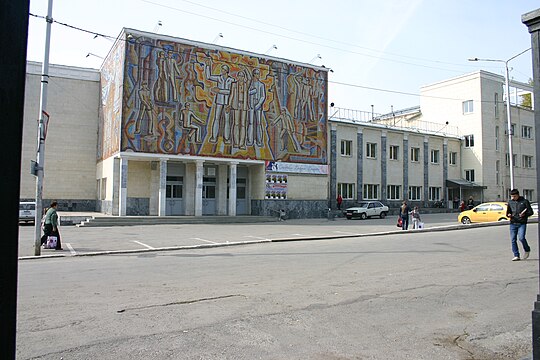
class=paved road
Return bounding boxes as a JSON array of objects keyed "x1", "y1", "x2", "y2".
[
  {"x1": 17, "y1": 224, "x2": 538, "y2": 359},
  {"x1": 19, "y1": 213, "x2": 468, "y2": 258}
]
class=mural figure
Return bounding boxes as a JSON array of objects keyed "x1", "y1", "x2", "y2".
[
  {"x1": 203, "y1": 59, "x2": 234, "y2": 143},
  {"x1": 271, "y1": 108, "x2": 300, "y2": 152},
  {"x1": 154, "y1": 51, "x2": 168, "y2": 103},
  {"x1": 248, "y1": 68, "x2": 266, "y2": 147},
  {"x1": 179, "y1": 102, "x2": 205, "y2": 143},
  {"x1": 135, "y1": 82, "x2": 155, "y2": 135},
  {"x1": 227, "y1": 70, "x2": 249, "y2": 149},
  {"x1": 165, "y1": 51, "x2": 182, "y2": 102}
]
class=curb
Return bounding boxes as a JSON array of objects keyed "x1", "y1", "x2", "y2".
[{"x1": 19, "y1": 219, "x2": 536, "y2": 261}]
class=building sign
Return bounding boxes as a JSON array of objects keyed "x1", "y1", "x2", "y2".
[
  {"x1": 265, "y1": 161, "x2": 328, "y2": 174},
  {"x1": 265, "y1": 174, "x2": 287, "y2": 199}
]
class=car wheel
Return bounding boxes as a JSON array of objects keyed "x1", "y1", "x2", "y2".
[
  {"x1": 360, "y1": 213, "x2": 367, "y2": 220},
  {"x1": 380, "y1": 212, "x2": 387, "y2": 219},
  {"x1": 346, "y1": 216, "x2": 352, "y2": 220},
  {"x1": 498, "y1": 218, "x2": 507, "y2": 221},
  {"x1": 461, "y1": 216, "x2": 471, "y2": 224}
]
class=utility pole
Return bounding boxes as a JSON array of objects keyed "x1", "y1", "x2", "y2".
[{"x1": 34, "y1": 0, "x2": 54, "y2": 256}]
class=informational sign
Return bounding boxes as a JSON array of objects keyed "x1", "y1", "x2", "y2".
[
  {"x1": 265, "y1": 161, "x2": 328, "y2": 174},
  {"x1": 265, "y1": 174, "x2": 288, "y2": 199}
]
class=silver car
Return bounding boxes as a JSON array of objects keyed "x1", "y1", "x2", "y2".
[
  {"x1": 19, "y1": 201, "x2": 36, "y2": 224},
  {"x1": 344, "y1": 201, "x2": 389, "y2": 220}
]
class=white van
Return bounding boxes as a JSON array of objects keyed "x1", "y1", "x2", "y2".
[{"x1": 19, "y1": 202, "x2": 36, "y2": 224}]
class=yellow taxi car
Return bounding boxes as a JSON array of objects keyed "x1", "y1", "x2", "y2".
[{"x1": 458, "y1": 202, "x2": 508, "y2": 224}]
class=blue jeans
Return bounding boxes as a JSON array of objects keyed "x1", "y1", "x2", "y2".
[
  {"x1": 509, "y1": 223, "x2": 531, "y2": 257},
  {"x1": 401, "y1": 215, "x2": 409, "y2": 230}
]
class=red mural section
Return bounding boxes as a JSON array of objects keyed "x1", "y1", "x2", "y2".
[{"x1": 120, "y1": 30, "x2": 328, "y2": 164}]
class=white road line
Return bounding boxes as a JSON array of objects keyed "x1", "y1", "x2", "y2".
[
  {"x1": 291, "y1": 233, "x2": 307, "y2": 237},
  {"x1": 333, "y1": 230, "x2": 356, "y2": 235},
  {"x1": 132, "y1": 240, "x2": 155, "y2": 250},
  {"x1": 191, "y1": 237, "x2": 218, "y2": 244},
  {"x1": 244, "y1": 235, "x2": 267, "y2": 240},
  {"x1": 66, "y1": 243, "x2": 77, "y2": 256}
]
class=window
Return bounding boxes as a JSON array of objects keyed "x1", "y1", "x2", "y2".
[
  {"x1": 495, "y1": 126, "x2": 499, "y2": 151},
  {"x1": 411, "y1": 147, "x2": 420, "y2": 162},
  {"x1": 387, "y1": 185, "x2": 401, "y2": 200},
  {"x1": 464, "y1": 135, "x2": 474, "y2": 147},
  {"x1": 465, "y1": 169, "x2": 475, "y2": 182},
  {"x1": 496, "y1": 160, "x2": 500, "y2": 185},
  {"x1": 522, "y1": 125, "x2": 533, "y2": 139},
  {"x1": 524, "y1": 189, "x2": 534, "y2": 200},
  {"x1": 338, "y1": 183, "x2": 355, "y2": 200},
  {"x1": 363, "y1": 184, "x2": 379, "y2": 200},
  {"x1": 511, "y1": 123, "x2": 516, "y2": 136},
  {"x1": 429, "y1": 187, "x2": 441, "y2": 201},
  {"x1": 408, "y1": 186, "x2": 422, "y2": 201},
  {"x1": 523, "y1": 155, "x2": 533, "y2": 169},
  {"x1": 389, "y1": 145, "x2": 399, "y2": 160},
  {"x1": 430, "y1": 149, "x2": 440, "y2": 164},
  {"x1": 366, "y1": 142, "x2": 377, "y2": 159},
  {"x1": 505, "y1": 153, "x2": 518, "y2": 167},
  {"x1": 449, "y1": 152, "x2": 457, "y2": 166},
  {"x1": 340, "y1": 140, "x2": 352, "y2": 156},
  {"x1": 495, "y1": 93, "x2": 499, "y2": 118},
  {"x1": 462, "y1": 100, "x2": 474, "y2": 114}
]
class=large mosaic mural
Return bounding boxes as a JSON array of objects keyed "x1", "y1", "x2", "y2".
[{"x1": 117, "y1": 30, "x2": 328, "y2": 164}]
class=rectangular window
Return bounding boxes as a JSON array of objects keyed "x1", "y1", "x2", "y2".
[
  {"x1": 363, "y1": 184, "x2": 379, "y2": 200},
  {"x1": 411, "y1": 147, "x2": 420, "y2": 162},
  {"x1": 495, "y1": 93, "x2": 499, "y2": 118},
  {"x1": 449, "y1": 152, "x2": 457, "y2": 166},
  {"x1": 387, "y1": 185, "x2": 401, "y2": 200},
  {"x1": 464, "y1": 135, "x2": 474, "y2": 147},
  {"x1": 523, "y1": 155, "x2": 533, "y2": 169},
  {"x1": 465, "y1": 169, "x2": 475, "y2": 182},
  {"x1": 511, "y1": 123, "x2": 516, "y2": 136},
  {"x1": 389, "y1": 145, "x2": 399, "y2": 160},
  {"x1": 430, "y1": 149, "x2": 440, "y2": 164},
  {"x1": 429, "y1": 187, "x2": 441, "y2": 201},
  {"x1": 496, "y1": 160, "x2": 500, "y2": 185},
  {"x1": 366, "y1": 142, "x2": 377, "y2": 159},
  {"x1": 340, "y1": 140, "x2": 352, "y2": 156},
  {"x1": 408, "y1": 186, "x2": 422, "y2": 201},
  {"x1": 338, "y1": 183, "x2": 355, "y2": 200},
  {"x1": 524, "y1": 189, "x2": 534, "y2": 200},
  {"x1": 506, "y1": 153, "x2": 518, "y2": 167},
  {"x1": 522, "y1": 125, "x2": 533, "y2": 139},
  {"x1": 462, "y1": 100, "x2": 474, "y2": 114},
  {"x1": 495, "y1": 126, "x2": 499, "y2": 151}
]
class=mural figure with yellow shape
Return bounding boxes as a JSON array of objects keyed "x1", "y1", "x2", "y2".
[
  {"x1": 153, "y1": 51, "x2": 168, "y2": 103},
  {"x1": 227, "y1": 69, "x2": 249, "y2": 149},
  {"x1": 165, "y1": 51, "x2": 182, "y2": 102},
  {"x1": 203, "y1": 57, "x2": 234, "y2": 143},
  {"x1": 135, "y1": 82, "x2": 155, "y2": 135},
  {"x1": 248, "y1": 68, "x2": 266, "y2": 147},
  {"x1": 179, "y1": 102, "x2": 205, "y2": 143},
  {"x1": 272, "y1": 107, "x2": 301, "y2": 152}
]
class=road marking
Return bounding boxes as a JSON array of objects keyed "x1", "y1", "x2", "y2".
[
  {"x1": 66, "y1": 243, "x2": 77, "y2": 256},
  {"x1": 244, "y1": 235, "x2": 267, "y2": 240},
  {"x1": 291, "y1": 233, "x2": 307, "y2": 237},
  {"x1": 333, "y1": 231, "x2": 356, "y2": 235},
  {"x1": 132, "y1": 241, "x2": 155, "y2": 250},
  {"x1": 191, "y1": 237, "x2": 218, "y2": 244}
]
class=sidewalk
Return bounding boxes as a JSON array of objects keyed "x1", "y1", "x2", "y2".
[{"x1": 19, "y1": 213, "x2": 533, "y2": 260}]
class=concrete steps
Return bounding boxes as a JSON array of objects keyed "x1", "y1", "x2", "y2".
[{"x1": 76, "y1": 215, "x2": 279, "y2": 227}]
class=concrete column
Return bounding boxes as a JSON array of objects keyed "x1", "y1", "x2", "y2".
[
  {"x1": 381, "y1": 131, "x2": 387, "y2": 201},
  {"x1": 522, "y1": 9, "x2": 540, "y2": 358},
  {"x1": 357, "y1": 128, "x2": 364, "y2": 201},
  {"x1": 228, "y1": 162, "x2": 238, "y2": 216},
  {"x1": 112, "y1": 157, "x2": 120, "y2": 216},
  {"x1": 403, "y1": 134, "x2": 409, "y2": 200},
  {"x1": 184, "y1": 162, "x2": 196, "y2": 215},
  {"x1": 149, "y1": 161, "x2": 159, "y2": 215},
  {"x1": 424, "y1": 136, "x2": 429, "y2": 206},
  {"x1": 158, "y1": 159, "x2": 167, "y2": 216},
  {"x1": 443, "y1": 139, "x2": 448, "y2": 206},
  {"x1": 330, "y1": 123, "x2": 337, "y2": 208},
  {"x1": 119, "y1": 157, "x2": 128, "y2": 216},
  {"x1": 217, "y1": 164, "x2": 228, "y2": 215},
  {"x1": 195, "y1": 160, "x2": 204, "y2": 216}
]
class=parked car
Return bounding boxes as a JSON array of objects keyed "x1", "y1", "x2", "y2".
[
  {"x1": 531, "y1": 202, "x2": 538, "y2": 217},
  {"x1": 344, "y1": 201, "x2": 389, "y2": 220},
  {"x1": 458, "y1": 202, "x2": 508, "y2": 224},
  {"x1": 19, "y1": 201, "x2": 36, "y2": 224}
]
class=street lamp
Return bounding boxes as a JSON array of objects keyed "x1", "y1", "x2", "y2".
[{"x1": 468, "y1": 48, "x2": 530, "y2": 191}]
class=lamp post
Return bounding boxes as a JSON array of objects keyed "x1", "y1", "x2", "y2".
[{"x1": 468, "y1": 48, "x2": 531, "y2": 190}]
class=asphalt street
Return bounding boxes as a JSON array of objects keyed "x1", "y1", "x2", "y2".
[
  {"x1": 19, "y1": 213, "x2": 471, "y2": 258},
  {"x1": 16, "y1": 222, "x2": 539, "y2": 359}
]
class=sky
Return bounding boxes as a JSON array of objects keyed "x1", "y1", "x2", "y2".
[{"x1": 27, "y1": 0, "x2": 539, "y2": 116}]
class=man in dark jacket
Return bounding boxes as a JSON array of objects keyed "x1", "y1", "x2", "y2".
[{"x1": 506, "y1": 189, "x2": 533, "y2": 261}]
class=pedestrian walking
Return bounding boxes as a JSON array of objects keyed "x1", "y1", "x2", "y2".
[
  {"x1": 506, "y1": 189, "x2": 533, "y2": 261},
  {"x1": 411, "y1": 206, "x2": 422, "y2": 229},
  {"x1": 467, "y1": 196, "x2": 475, "y2": 210},
  {"x1": 400, "y1": 201, "x2": 411, "y2": 230},
  {"x1": 337, "y1": 194, "x2": 343, "y2": 210},
  {"x1": 40, "y1": 201, "x2": 63, "y2": 250}
]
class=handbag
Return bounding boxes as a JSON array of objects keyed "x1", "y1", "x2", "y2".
[
  {"x1": 396, "y1": 217, "x2": 403, "y2": 227},
  {"x1": 44, "y1": 236, "x2": 57, "y2": 249}
]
